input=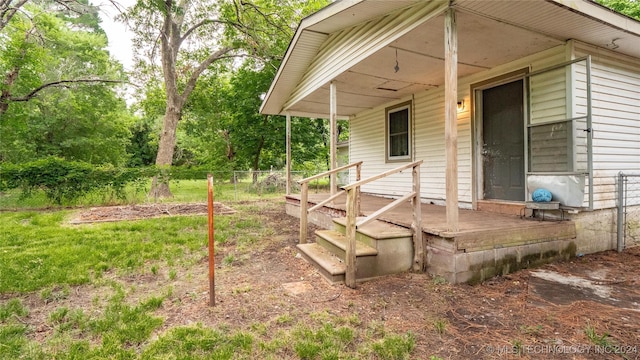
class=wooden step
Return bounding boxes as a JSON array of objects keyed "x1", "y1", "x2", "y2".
[
  {"x1": 332, "y1": 217, "x2": 412, "y2": 240},
  {"x1": 477, "y1": 200, "x2": 525, "y2": 216},
  {"x1": 315, "y1": 230, "x2": 378, "y2": 260},
  {"x1": 296, "y1": 243, "x2": 345, "y2": 284}
]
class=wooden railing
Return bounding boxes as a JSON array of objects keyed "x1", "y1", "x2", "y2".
[
  {"x1": 297, "y1": 161, "x2": 363, "y2": 244},
  {"x1": 342, "y1": 160, "x2": 424, "y2": 288}
]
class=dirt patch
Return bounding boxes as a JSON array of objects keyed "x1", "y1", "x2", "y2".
[
  {"x1": 68, "y1": 202, "x2": 236, "y2": 224},
  {"x1": 9, "y1": 202, "x2": 640, "y2": 359}
]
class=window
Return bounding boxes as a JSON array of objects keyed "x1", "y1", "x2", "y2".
[{"x1": 386, "y1": 101, "x2": 411, "y2": 161}]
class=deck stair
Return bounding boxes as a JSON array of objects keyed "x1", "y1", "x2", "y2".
[{"x1": 297, "y1": 217, "x2": 414, "y2": 284}]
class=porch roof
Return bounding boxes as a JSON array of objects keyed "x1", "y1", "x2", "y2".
[{"x1": 260, "y1": 0, "x2": 640, "y2": 118}]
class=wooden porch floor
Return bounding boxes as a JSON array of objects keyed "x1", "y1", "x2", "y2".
[{"x1": 286, "y1": 193, "x2": 576, "y2": 253}]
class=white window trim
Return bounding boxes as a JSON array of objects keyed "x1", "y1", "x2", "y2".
[{"x1": 385, "y1": 101, "x2": 412, "y2": 162}]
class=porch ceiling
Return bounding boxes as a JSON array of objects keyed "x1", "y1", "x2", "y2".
[{"x1": 261, "y1": 0, "x2": 640, "y2": 118}]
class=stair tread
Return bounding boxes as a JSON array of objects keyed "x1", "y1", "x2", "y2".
[
  {"x1": 297, "y1": 243, "x2": 346, "y2": 275},
  {"x1": 333, "y1": 217, "x2": 412, "y2": 239},
  {"x1": 316, "y1": 230, "x2": 378, "y2": 256}
]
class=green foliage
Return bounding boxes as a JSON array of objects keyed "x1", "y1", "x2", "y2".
[
  {"x1": 0, "y1": 299, "x2": 29, "y2": 322},
  {"x1": 127, "y1": 118, "x2": 159, "y2": 167},
  {"x1": 293, "y1": 323, "x2": 355, "y2": 359},
  {"x1": 595, "y1": 0, "x2": 640, "y2": 20},
  {"x1": 584, "y1": 322, "x2": 613, "y2": 347},
  {"x1": 0, "y1": 323, "x2": 33, "y2": 359},
  {"x1": 0, "y1": 158, "x2": 154, "y2": 204},
  {"x1": 184, "y1": 61, "x2": 333, "y2": 175},
  {"x1": 126, "y1": 0, "x2": 331, "y2": 176},
  {"x1": 91, "y1": 290, "x2": 164, "y2": 348},
  {"x1": 0, "y1": 2, "x2": 131, "y2": 166},
  {"x1": 0, "y1": 197, "x2": 419, "y2": 359},
  {"x1": 433, "y1": 319, "x2": 447, "y2": 335},
  {"x1": 141, "y1": 325, "x2": 254, "y2": 360},
  {"x1": 371, "y1": 332, "x2": 416, "y2": 360},
  {"x1": 0, "y1": 211, "x2": 207, "y2": 293}
]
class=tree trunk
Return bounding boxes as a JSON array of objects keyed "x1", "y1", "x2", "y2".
[
  {"x1": 252, "y1": 134, "x2": 265, "y2": 185},
  {"x1": 150, "y1": 106, "x2": 181, "y2": 198}
]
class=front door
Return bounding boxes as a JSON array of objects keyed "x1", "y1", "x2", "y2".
[{"x1": 482, "y1": 79, "x2": 525, "y2": 201}]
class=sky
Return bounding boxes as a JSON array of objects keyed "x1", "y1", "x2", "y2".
[{"x1": 94, "y1": 0, "x2": 136, "y2": 71}]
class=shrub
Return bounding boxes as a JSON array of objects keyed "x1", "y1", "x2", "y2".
[{"x1": 0, "y1": 158, "x2": 156, "y2": 204}]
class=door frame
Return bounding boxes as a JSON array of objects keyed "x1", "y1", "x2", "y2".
[{"x1": 471, "y1": 68, "x2": 530, "y2": 209}]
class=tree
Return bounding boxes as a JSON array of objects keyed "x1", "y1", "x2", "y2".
[
  {"x1": 180, "y1": 60, "x2": 333, "y2": 184},
  {"x1": 0, "y1": 1, "x2": 132, "y2": 165},
  {"x1": 125, "y1": 0, "x2": 328, "y2": 198},
  {"x1": 0, "y1": 0, "x2": 125, "y2": 116}
]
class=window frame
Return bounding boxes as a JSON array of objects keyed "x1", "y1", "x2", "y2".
[{"x1": 385, "y1": 101, "x2": 412, "y2": 163}]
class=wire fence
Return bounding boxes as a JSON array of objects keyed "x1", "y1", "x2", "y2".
[
  {"x1": 190, "y1": 170, "x2": 336, "y2": 201},
  {"x1": 617, "y1": 172, "x2": 640, "y2": 251}
]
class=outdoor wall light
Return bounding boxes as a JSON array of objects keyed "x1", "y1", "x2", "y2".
[{"x1": 457, "y1": 99, "x2": 465, "y2": 111}]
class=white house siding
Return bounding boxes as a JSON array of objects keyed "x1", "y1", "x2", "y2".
[
  {"x1": 574, "y1": 42, "x2": 640, "y2": 210},
  {"x1": 349, "y1": 99, "x2": 416, "y2": 199},
  {"x1": 349, "y1": 45, "x2": 569, "y2": 207}
]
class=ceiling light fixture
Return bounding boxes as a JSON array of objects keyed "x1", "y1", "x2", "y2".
[{"x1": 394, "y1": 48, "x2": 400, "y2": 73}]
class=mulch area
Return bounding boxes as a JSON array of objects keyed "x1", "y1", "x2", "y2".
[{"x1": 68, "y1": 203, "x2": 236, "y2": 224}]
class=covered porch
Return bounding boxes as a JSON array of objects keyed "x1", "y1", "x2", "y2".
[
  {"x1": 286, "y1": 192, "x2": 577, "y2": 284},
  {"x1": 259, "y1": 0, "x2": 639, "y2": 285}
]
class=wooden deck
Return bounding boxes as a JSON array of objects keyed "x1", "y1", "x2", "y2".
[
  {"x1": 287, "y1": 193, "x2": 575, "y2": 250},
  {"x1": 286, "y1": 193, "x2": 577, "y2": 283}
]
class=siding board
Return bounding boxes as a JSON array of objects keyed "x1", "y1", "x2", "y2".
[{"x1": 574, "y1": 42, "x2": 640, "y2": 209}]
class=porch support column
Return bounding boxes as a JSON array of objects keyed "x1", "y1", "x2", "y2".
[
  {"x1": 444, "y1": 8, "x2": 459, "y2": 232},
  {"x1": 329, "y1": 81, "x2": 337, "y2": 195},
  {"x1": 285, "y1": 112, "x2": 292, "y2": 195}
]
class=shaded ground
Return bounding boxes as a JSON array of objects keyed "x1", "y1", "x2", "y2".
[{"x1": 17, "y1": 202, "x2": 640, "y2": 358}]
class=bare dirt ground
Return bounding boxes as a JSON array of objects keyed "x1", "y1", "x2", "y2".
[
  {"x1": 17, "y1": 202, "x2": 640, "y2": 359},
  {"x1": 68, "y1": 202, "x2": 236, "y2": 224}
]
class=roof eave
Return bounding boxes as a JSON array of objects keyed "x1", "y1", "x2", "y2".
[
  {"x1": 260, "y1": 1, "x2": 367, "y2": 116},
  {"x1": 550, "y1": 0, "x2": 640, "y2": 36}
]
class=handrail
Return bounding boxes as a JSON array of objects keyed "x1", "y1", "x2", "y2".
[
  {"x1": 356, "y1": 191, "x2": 415, "y2": 228},
  {"x1": 297, "y1": 160, "x2": 424, "y2": 289},
  {"x1": 342, "y1": 160, "x2": 423, "y2": 190},
  {"x1": 343, "y1": 160, "x2": 423, "y2": 288},
  {"x1": 298, "y1": 161, "x2": 363, "y2": 184},
  {"x1": 298, "y1": 161, "x2": 362, "y2": 245},
  {"x1": 308, "y1": 189, "x2": 345, "y2": 213}
]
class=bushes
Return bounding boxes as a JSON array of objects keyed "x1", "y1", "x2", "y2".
[{"x1": 0, "y1": 158, "x2": 156, "y2": 204}]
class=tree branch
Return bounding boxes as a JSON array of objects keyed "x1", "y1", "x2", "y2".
[
  {"x1": 180, "y1": 18, "x2": 228, "y2": 43},
  {"x1": 9, "y1": 79, "x2": 125, "y2": 103},
  {"x1": 180, "y1": 47, "x2": 233, "y2": 104},
  {"x1": 0, "y1": 0, "x2": 28, "y2": 32}
]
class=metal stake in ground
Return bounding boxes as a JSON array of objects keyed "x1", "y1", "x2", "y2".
[{"x1": 207, "y1": 174, "x2": 215, "y2": 306}]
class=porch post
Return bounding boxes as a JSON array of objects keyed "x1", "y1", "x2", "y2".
[
  {"x1": 444, "y1": 8, "x2": 459, "y2": 232},
  {"x1": 286, "y1": 112, "x2": 292, "y2": 195},
  {"x1": 330, "y1": 81, "x2": 337, "y2": 196}
]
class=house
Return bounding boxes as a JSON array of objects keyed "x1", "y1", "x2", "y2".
[{"x1": 260, "y1": 0, "x2": 640, "y2": 285}]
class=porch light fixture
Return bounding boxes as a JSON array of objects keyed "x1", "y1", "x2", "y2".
[
  {"x1": 394, "y1": 48, "x2": 400, "y2": 73},
  {"x1": 457, "y1": 100, "x2": 465, "y2": 111}
]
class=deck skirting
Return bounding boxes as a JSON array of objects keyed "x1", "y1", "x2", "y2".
[{"x1": 286, "y1": 194, "x2": 578, "y2": 284}]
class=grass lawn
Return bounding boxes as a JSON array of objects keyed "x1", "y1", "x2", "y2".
[
  {"x1": 4, "y1": 179, "x2": 635, "y2": 359},
  {"x1": 0, "y1": 181, "x2": 417, "y2": 359}
]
